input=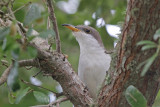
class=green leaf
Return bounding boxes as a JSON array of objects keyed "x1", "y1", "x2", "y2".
[
  {"x1": 27, "y1": 46, "x2": 37, "y2": 57},
  {"x1": 125, "y1": 85, "x2": 147, "y2": 107},
  {"x1": 24, "y1": 3, "x2": 41, "y2": 26},
  {"x1": 26, "y1": 28, "x2": 36, "y2": 41},
  {"x1": 15, "y1": 35, "x2": 22, "y2": 39},
  {"x1": 7, "y1": 61, "x2": 20, "y2": 92},
  {"x1": 33, "y1": 91, "x2": 49, "y2": 104},
  {"x1": 141, "y1": 53, "x2": 158, "y2": 76},
  {"x1": 11, "y1": 47, "x2": 20, "y2": 60},
  {"x1": 8, "y1": 92, "x2": 15, "y2": 104},
  {"x1": 137, "y1": 60, "x2": 147, "y2": 70},
  {"x1": 137, "y1": 40, "x2": 156, "y2": 46},
  {"x1": 153, "y1": 90, "x2": 160, "y2": 106},
  {"x1": 15, "y1": 87, "x2": 31, "y2": 104},
  {"x1": 2, "y1": 38, "x2": 7, "y2": 51},
  {"x1": 159, "y1": 38, "x2": 160, "y2": 45},
  {"x1": 39, "y1": 29, "x2": 55, "y2": 38},
  {"x1": 28, "y1": 36, "x2": 36, "y2": 41},
  {"x1": 154, "y1": 28, "x2": 160, "y2": 40},
  {"x1": 0, "y1": 27, "x2": 10, "y2": 40},
  {"x1": 141, "y1": 45, "x2": 157, "y2": 51},
  {"x1": 26, "y1": 28, "x2": 34, "y2": 37}
]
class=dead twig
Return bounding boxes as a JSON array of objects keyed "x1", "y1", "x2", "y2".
[
  {"x1": 48, "y1": 43, "x2": 53, "y2": 50},
  {"x1": 7, "y1": 7, "x2": 26, "y2": 37},
  {"x1": 0, "y1": 0, "x2": 10, "y2": 8},
  {"x1": 13, "y1": 2, "x2": 32, "y2": 14},
  {"x1": 33, "y1": 70, "x2": 42, "y2": 77},
  {"x1": 46, "y1": 0, "x2": 61, "y2": 53},
  {"x1": 21, "y1": 79, "x2": 62, "y2": 97},
  {"x1": 24, "y1": 66, "x2": 33, "y2": 70}
]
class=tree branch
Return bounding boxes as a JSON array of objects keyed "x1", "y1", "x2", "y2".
[
  {"x1": 21, "y1": 79, "x2": 63, "y2": 97},
  {"x1": 18, "y1": 59, "x2": 39, "y2": 67},
  {"x1": 0, "y1": 65, "x2": 13, "y2": 85},
  {"x1": 46, "y1": 0, "x2": 61, "y2": 53},
  {"x1": 0, "y1": 59, "x2": 38, "y2": 86}
]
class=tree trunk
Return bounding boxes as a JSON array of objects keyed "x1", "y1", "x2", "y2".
[{"x1": 98, "y1": 0, "x2": 160, "y2": 107}]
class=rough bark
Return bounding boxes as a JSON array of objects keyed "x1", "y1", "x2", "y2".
[
  {"x1": 98, "y1": 0, "x2": 160, "y2": 107},
  {"x1": 30, "y1": 42, "x2": 93, "y2": 106}
]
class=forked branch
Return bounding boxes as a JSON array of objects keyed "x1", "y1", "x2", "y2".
[{"x1": 46, "y1": 0, "x2": 61, "y2": 53}]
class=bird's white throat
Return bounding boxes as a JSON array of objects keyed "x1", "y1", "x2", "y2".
[{"x1": 73, "y1": 31, "x2": 105, "y2": 53}]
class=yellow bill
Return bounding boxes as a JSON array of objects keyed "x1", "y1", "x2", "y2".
[{"x1": 62, "y1": 24, "x2": 80, "y2": 32}]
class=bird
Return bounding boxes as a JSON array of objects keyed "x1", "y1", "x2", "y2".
[{"x1": 62, "y1": 24, "x2": 111, "y2": 99}]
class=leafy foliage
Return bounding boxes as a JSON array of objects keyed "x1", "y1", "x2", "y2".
[
  {"x1": 0, "y1": 27, "x2": 10, "y2": 40},
  {"x1": 154, "y1": 28, "x2": 160, "y2": 40},
  {"x1": 24, "y1": 3, "x2": 42, "y2": 26},
  {"x1": 7, "y1": 61, "x2": 20, "y2": 92},
  {"x1": 39, "y1": 29, "x2": 55, "y2": 38},
  {"x1": 33, "y1": 91, "x2": 50, "y2": 104},
  {"x1": 8, "y1": 92, "x2": 15, "y2": 104},
  {"x1": 15, "y1": 87, "x2": 31, "y2": 104},
  {"x1": 137, "y1": 40, "x2": 156, "y2": 46},
  {"x1": 125, "y1": 85, "x2": 147, "y2": 107},
  {"x1": 137, "y1": 39, "x2": 160, "y2": 76}
]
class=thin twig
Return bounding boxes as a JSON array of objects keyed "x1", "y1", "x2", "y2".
[
  {"x1": 105, "y1": 50, "x2": 115, "y2": 54},
  {"x1": 56, "y1": 92, "x2": 64, "y2": 98},
  {"x1": 21, "y1": 79, "x2": 59, "y2": 96},
  {"x1": 46, "y1": 0, "x2": 61, "y2": 53},
  {"x1": 8, "y1": 7, "x2": 26, "y2": 37},
  {"x1": 0, "y1": 64, "x2": 13, "y2": 85},
  {"x1": 31, "y1": 97, "x2": 68, "y2": 107},
  {"x1": 33, "y1": 70, "x2": 42, "y2": 77},
  {"x1": 56, "y1": 103, "x2": 60, "y2": 107},
  {"x1": 48, "y1": 43, "x2": 53, "y2": 50},
  {"x1": 1, "y1": 59, "x2": 9, "y2": 67},
  {"x1": 24, "y1": 66, "x2": 33, "y2": 70},
  {"x1": 13, "y1": 2, "x2": 32, "y2": 14},
  {"x1": 18, "y1": 59, "x2": 39, "y2": 67},
  {"x1": 43, "y1": 74, "x2": 53, "y2": 76},
  {"x1": 30, "y1": 97, "x2": 68, "y2": 107},
  {"x1": 10, "y1": 0, "x2": 15, "y2": 9},
  {"x1": 0, "y1": 0, "x2": 10, "y2": 8},
  {"x1": 47, "y1": 16, "x2": 51, "y2": 29},
  {"x1": 1, "y1": 9, "x2": 25, "y2": 36},
  {"x1": 48, "y1": 97, "x2": 68, "y2": 106}
]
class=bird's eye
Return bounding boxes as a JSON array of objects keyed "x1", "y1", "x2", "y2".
[{"x1": 84, "y1": 29, "x2": 91, "y2": 34}]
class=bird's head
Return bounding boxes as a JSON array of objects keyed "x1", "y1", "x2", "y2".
[{"x1": 62, "y1": 24, "x2": 104, "y2": 48}]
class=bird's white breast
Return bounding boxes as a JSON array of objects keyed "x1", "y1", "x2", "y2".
[
  {"x1": 73, "y1": 32, "x2": 111, "y2": 98},
  {"x1": 78, "y1": 49, "x2": 111, "y2": 99}
]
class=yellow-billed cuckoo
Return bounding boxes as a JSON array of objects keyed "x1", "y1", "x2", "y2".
[{"x1": 62, "y1": 24, "x2": 111, "y2": 99}]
